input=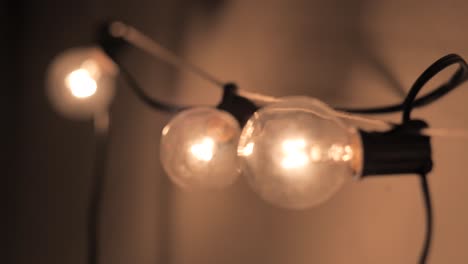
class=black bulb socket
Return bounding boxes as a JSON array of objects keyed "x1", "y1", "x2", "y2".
[
  {"x1": 96, "y1": 20, "x2": 128, "y2": 59},
  {"x1": 359, "y1": 120, "x2": 433, "y2": 177},
  {"x1": 216, "y1": 83, "x2": 259, "y2": 127}
]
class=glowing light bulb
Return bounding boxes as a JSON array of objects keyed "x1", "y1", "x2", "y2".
[
  {"x1": 46, "y1": 47, "x2": 118, "y2": 120},
  {"x1": 238, "y1": 97, "x2": 362, "y2": 209},
  {"x1": 160, "y1": 107, "x2": 242, "y2": 190}
]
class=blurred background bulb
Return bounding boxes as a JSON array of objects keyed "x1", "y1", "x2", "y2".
[
  {"x1": 238, "y1": 97, "x2": 362, "y2": 209},
  {"x1": 46, "y1": 47, "x2": 118, "y2": 120},
  {"x1": 160, "y1": 107, "x2": 242, "y2": 190}
]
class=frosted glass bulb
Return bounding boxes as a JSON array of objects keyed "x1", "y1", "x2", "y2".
[
  {"x1": 238, "y1": 97, "x2": 362, "y2": 209},
  {"x1": 46, "y1": 47, "x2": 118, "y2": 120},
  {"x1": 160, "y1": 108, "x2": 242, "y2": 189}
]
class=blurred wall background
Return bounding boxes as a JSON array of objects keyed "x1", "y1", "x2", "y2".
[{"x1": 9, "y1": 0, "x2": 468, "y2": 263}]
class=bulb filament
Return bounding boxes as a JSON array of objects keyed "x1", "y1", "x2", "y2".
[
  {"x1": 190, "y1": 137, "x2": 215, "y2": 161},
  {"x1": 279, "y1": 139, "x2": 354, "y2": 170}
]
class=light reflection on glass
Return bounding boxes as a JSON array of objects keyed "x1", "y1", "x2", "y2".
[{"x1": 238, "y1": 142, "x2": 255, "y2": 157}]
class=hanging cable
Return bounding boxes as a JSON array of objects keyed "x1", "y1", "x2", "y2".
[
  {"x1": 108, "y1": 21, "x2": 226, "y2": 88},
  {"x1": 337, "y1": 54, "x2": 468, "y2": 115},
  {"x1": 100, "y1": 22, "x2": 468, "y2": 117},
  {"x1": 397, "y1": 55, "x2": 447, "y2": 263},
  {"x1": 418, "y1": 174, "x2": 433, "y2": 264},
  {"x1": 116, "y1": 62, "x2": 190, "y2": 113},
  {"x1": 401, "y1": 54, "x2": 468, "y2": 122},
  {"x1": 87, "y1": 131, "x2": 109, "y2": 264}
]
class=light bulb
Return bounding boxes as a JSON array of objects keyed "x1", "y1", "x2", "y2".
[
  {"x1": 46, "y1": 47, "x2": 118, "y2": 120},
  {"x1": 238, "y1": 97, "x2": 362, "y2": 209},
  {"x1": 160, "y1": 107, "x2": 242, "y2": 189}
]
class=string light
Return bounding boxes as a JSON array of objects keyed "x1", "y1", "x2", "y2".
[
  {"x1": 160, "y1": 107, "x2": 242, "y2": 189},
  {"x1": 46, "y1": 21, "x2": 468, "y2": 264},
  {"x1": 238, "y1": 97, "x2": 362, "y2": 209},
  {"x1": 46, "y1": 47, "x2": 118, "y2": 120}
]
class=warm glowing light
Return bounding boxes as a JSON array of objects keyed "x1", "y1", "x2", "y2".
[
  {"x1": 65, "y1": 69, "x2": 97, "y2": 98},
  {"x1": 238, "y1": 142, "x2": 254, "y2": 156},
  {"x1": 161, "y1": 108, "x2": 241, "y2": 189},
  {"x1": 238, "y1": 96, "x2": 362, "y2": 209},
  {"x1": 81, "y1": 60, "x2": 100, "y2": 76},
  {"x1": 328, "y1": 144, "x2": 342, "y2": 161},
  {"x1": 46, "y1": 47, "x2": 117, "y2": 120},
  {"x1": 328, "y1": 144, "x2": 354, "y2": 162},
  {"x1": 342, "y1": 145, "x2": 353, "y2": 161},
  {"x1": 309, "y1": 146, "x2": 322, "y2": 162},
  {"x1": 190, "y1": 137, "x2": 215, "y2": 161},
  {"x1": 281, "y1": 139, "x2": 309, "y2": 169},
  {"x1": 162, "y1": 126, "x2": 170, "y2": 136}
]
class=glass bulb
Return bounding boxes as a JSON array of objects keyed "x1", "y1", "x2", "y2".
[
  {"x1": 46, "y1": 47, "x2": 118, "y2": 120},
  {"x1": 160, "y1": 107, "x2": 242, "y2": 189},
  {"x1": 238, "y1": 97, "x2": 362, "y2": 209}
]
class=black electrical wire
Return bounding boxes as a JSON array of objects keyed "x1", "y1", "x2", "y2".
[
  {"x1": 337, "y1": 54, "x2": 468, "y2": 115},
  {"x1": 418, "y1": 174, "x2": 432, "y2": 264},
  {"x1": 114, "y1": 52, "x2": 468, "y2": 117},
  {"x1": 401, "y1": 54, "x2": 468, "y2": 122},
  {"x1": 344, "y1": 54, "x2": 468, "y2": 263},
  {"x1": 117, "y1": 63, "x2": 189, "y2": 113},
  {"x1": 98, "y1": 22, "x2": 216, "y2": 114},
  {"x1": 87, "y1": 132, "x2": 109, "y2": 264},
  {"x1": 395, "y1": 55, "x2": 461, "y2": 263}
]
